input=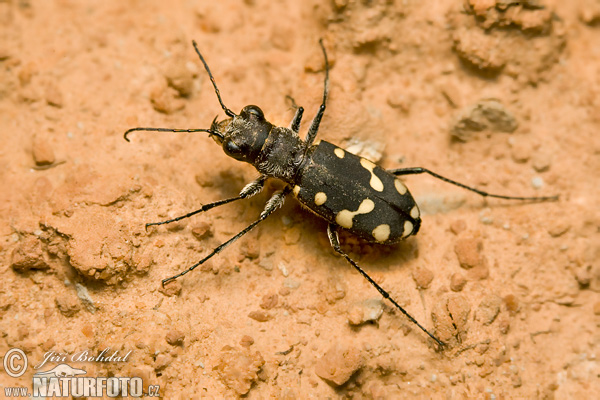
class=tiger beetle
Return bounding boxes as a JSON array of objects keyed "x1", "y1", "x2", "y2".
[{"x1": 124, "y1": 40, "x2": 558, "y2": 349}]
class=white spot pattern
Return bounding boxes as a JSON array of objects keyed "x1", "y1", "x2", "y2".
[
  {"x1": 372, "y1": 224, "x2": 391, "y2": 242},
  {"x1": 335, "y1": 199, "x2": 375, "y2": 229},
  {"x1": 410, "y1": 205, "x2": 420, "y2": 219},
  {"x1": 360, "y1": 158, "x2": 383, "y2": 192},
  {"x1": 394, "y1": 179, "x2": 407, "y2": 195},
  {"x1": 314, "y1": 192, "x2": 327, "y2": 206},
  {"x1": 402, "y1": 220, "x2": 414, "y2": 238}
]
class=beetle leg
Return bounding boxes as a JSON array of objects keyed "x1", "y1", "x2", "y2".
[
  {"x1": 389, "y1": 167, "x2": 559, "y2": 202},
  {"x1": 326, "y1": 223, "x2": 445, "y2": 348},
  {"x1": 145, "y1": 175, "x2": 268, "y2": 230},
  {"x1": 290, "y1": 106, "x2": 304, "y2": 134},
  {"x1": 161, "y1": 186, "x2": 290, "y2": 286},
  {"x1": 304, "y1": 39, "x2": 330, "y2": 149}
]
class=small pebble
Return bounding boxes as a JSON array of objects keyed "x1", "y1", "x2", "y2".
[
  {"x1": 503, "y1": 294, "x2": 519, "y2": 313},
  {"x1": 451, "y1": 99, "x2": 517, "y2": 141},
  {"x1": 241, "y1": 240, "x2": 260, "y2": 259},
  {"x1": 574, "y1": 267, "x2": 591, "y2": 287},
  {"x1": 512, "y1": 375, "x2": 522, "y2": 387},
  {"x1": 449, "y1": 374, "x2": 460, "y2": 385},
  {"x1": 580, "y1": 4, "x2": 600, "y2": 25},
  {"x1": 81, "y1": 325, "x2": 94, "y2": 338},
  {"x1": 412, "y1": 266, "x2": 434, "y2": 289},
  {"x1": 240, "y1": 335, "x2": 254, "y2": 347},
  {"x1": 55, "y1": 295, "x2": 80, "y2": 317},
  {"x1": 347, "y1": 299, "x2": 384, "y2": 326},
  {"x1": 476, "y1": 294, "x2": 502, "y2": 325},
  {"x1": 32, "y1": 136, "x2": 56, "y2": 166},
  {"x1": 342, "y1": 138, "x2": 384, "y2": 163},
  {"x1": 531, "y1": 176, "x2": 544, "y2": 189},
  {"x1": 164, "y1": 58, "x2": 195, "y2": 97},
  {"x1": 11, "y1": 237, "x2": 49, "y2": 271},
  {"x1": 314, "y1": 344, "x2": 363, "y2": 386},
  {"x1": 386, "y1": 92, "x2": 410, "y2": 113},
  {"x1": 431, "y1": 295, "x2": 471, "y2": 344},
  {"x1": 454, "y1": 237, "x2": 483, "y2": 269},
  {"x1": 215, "y1": 346, "x2": 264, "y2": 395},
  {"x1": 259, "y1": 293, "x2": 278, "y2": 310},
  {"x1": 532, "y1": 151, "x2": 551, "y2": 172},
  {"x1": 450, "y1": 219, "x2": 467, "y2": 235},
  {"x1": 191, "y1": 222, "x2": 213, "y2": 241},
  {"x1": 44, "y1": 82, "x2": 63, "y2": 107},
  {"x1": 159, "y1": 279, "x2": 182, "y2": 297},
  {"x1": 510, "y1": 140, "x2": 533, "y2": 163},
  {"x1": 258, "y1": 258, "x2": 274, "y2": 271},
  {"x1": 248, "y1": 310, "x2": 270, "y2": 322},
  {"x1": 150, "y1": 79, "x2": 185, "y2": 114},
  {"x1": 547, "y1": 221, "x2": 570, "y2": 237},
  {"x1": 154, "y1": 354, "x2": 172, "y2": 371},
  {"x1": 278, "y1": 263, "x2": 289, "y2": 277},
  {"x1": 75, "y1": 283, "x2": 96, "y2": 313},
  {"x1": 165, "y1": 330, "x2": 185, "y2": 346},
  {"x1": 279, "y1": 286, "x2": 291, "y2": 296},
  {"x1": 450, "y1": 273, "x2": 467, "y2": 292},
  {"x1": 498, "y1": 317, "x2": 510, "y2": 334}
]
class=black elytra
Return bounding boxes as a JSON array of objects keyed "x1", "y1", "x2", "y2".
[{"x1": 124, "y1": 40, "x2": 558, "y2": 349}]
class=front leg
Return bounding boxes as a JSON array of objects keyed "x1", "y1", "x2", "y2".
[
  {"x1": 145, "y1": 175, "x2": 268, "y2": 229},
  {"x1": 290, "y1": 106, "x2": 304, "y2": 134},
  {"x1": 304, "y1": 39, "x2": 330, "y2": 150},
  {"x1": 162, "y1": 186, "x2": 291, "y2": 286}
]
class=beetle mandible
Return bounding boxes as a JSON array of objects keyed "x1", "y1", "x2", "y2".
[{"x1": 125, "y1": 40, "x2": 558, "y2": 349}]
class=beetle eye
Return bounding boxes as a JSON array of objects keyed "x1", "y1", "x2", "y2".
[
  {"x1": 241, "y1": 105, "x2": 264, "y2": 120},
  {"x1": 224, "y1": 139, "x2": 242, "y2": 156}
]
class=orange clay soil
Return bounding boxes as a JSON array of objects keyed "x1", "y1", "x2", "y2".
[{"x1": 1, "y1": 0, "x2": 599, "y2": 398}]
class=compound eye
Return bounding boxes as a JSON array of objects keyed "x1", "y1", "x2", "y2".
[
  {"x1": 223, "y1": 139, "x2": 242, "y2": 157},
  {"x1": 241, "y1": 105, "x2": 264, "y2": 121}
]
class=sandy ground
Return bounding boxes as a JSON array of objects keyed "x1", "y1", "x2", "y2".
[{"x1": 1, "y1": 0, "x2": 599, "y2": 398}]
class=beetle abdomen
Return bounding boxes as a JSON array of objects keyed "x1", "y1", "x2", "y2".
[{"x1": 293, "y1": 141, "x2": 421, "y2": 244}]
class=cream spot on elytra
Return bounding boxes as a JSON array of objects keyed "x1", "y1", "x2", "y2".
[
  {"x1": 394, "y1": 179, "x2": 407, "y2": 195},
  {"x1": 335, "y1": 199, "x2": 375, "y2": 229},
  {"x1": 334, "y1": 148, "x2": 345, "y2": 158},
  {"x1": 372, "y1": 224, "x2": 390, "y2": 242},
  {"x1": 360, "y1": 158, "x2": 383, "y2": 192},
  {"x1": 402, "y1": 220, "x2": 414, "y2": 238},
  {"x1": 314, "y1": 192, "x2": 327, "y2": 206},
  {"x1": 410, "y1": 205, "x2": 420, "y2": 219},
  {"x1": 293, "y1": 185, "x2": 301, "y2": 197}
]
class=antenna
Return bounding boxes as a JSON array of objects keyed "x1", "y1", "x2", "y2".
[
  {"x1": 123, "y1": 127, "x2": 223, "y2": 142},
  {"x1": 192, "y1": 40, "x2": 236, "y2": 118}
]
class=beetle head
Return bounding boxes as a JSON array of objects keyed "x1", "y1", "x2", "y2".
[{"x1": 211, "y1": 105, "x2": 272, "y2": 164}]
